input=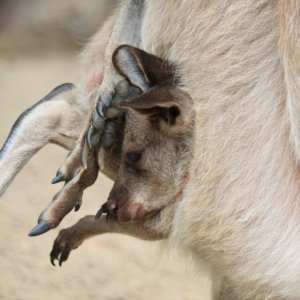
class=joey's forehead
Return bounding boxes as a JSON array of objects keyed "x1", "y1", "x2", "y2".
[
  {"x1": 124, "y1": 113, "x2": 158, "y2": 147},
  {"x1": 124, "y1": 125, "x2": 151, "y2": 147},
  {"x1": 125, "y1": 112, "x2": 147, "y2": 134}
]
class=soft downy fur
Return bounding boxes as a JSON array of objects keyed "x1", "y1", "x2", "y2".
[
  {"x1": 52, "y1": 1, "x2": 300, "y2": 298},
  {"x1": 1, "y1": 1, "x2": 300, "y2": 299},
  {"x1": 138, "y1": 1, "x2": 300, "y2": 299},
  {"x1": 0, "y1": 6, "x2": 118, "y2": 197}
]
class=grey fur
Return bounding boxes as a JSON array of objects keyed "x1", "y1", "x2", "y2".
[{"x1": 0, "y1": 83, "x2": 74, "y2": 158}]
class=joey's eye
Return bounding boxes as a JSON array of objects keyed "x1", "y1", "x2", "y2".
[{"x1": 126, "y1": 151, "x2": 142, "y2": 163}]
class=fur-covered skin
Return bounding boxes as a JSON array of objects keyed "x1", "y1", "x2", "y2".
[
  {"x1": 100, "y1": 46, "x2": 194, "y2": 223},
  {"x1": 28, "y1": 0, "x2": 148, "y2": 236},
  {"x1": 1, "y1": 1, "x2": 300, "y2": 299},
  {"x1": 50, "y1": 44, "x2": 194, "y2": 265},
  {"x1": 52, "y1": 1, "x2": 300, "y2": 299},
  {"x1": 0, "y1": 8, "x2": 117, "y2": 197},
  {"x1": 0, "y1": 83, "x2": 81, "y2": 198},
  {"x1": 141, "y1": 1, "x2": 300, "y2": 299}
]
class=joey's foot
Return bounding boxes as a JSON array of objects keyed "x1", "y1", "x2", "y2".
[
  {"x1": 51, "y1": 140, "x2": 84, "y2": 185},
  {"x1": 50, "y1": 228, "x2": 83, "y2": 266},
  {"x1": 87, "y1": 95, "x2": 111, "y2": 149},
  {"x1": 40, "y1": 80, "x2": 139, "y2": 237},
  {"x1": 87, "y1": 80, "x2": 140, "y2": 149},
  {"x1": 30, "y1": 145, "x2": 100, "y2": 235}
]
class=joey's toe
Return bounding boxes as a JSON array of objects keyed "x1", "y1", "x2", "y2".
[
  {"x1": 50, "y1": 229, "x2": 80, "y2": 266},
  {"x1": 50, "y1": 245, "x2": 60, "y2": 266},
  {"x1": 59, "y1": 246, "x2": 71, "y2": 266},
  {"x1": 96, "y1": 101, "x2": 106, "y2": 119},
  {"x1": 86, "y1": 125, "x2": 101, "y2": 149}
]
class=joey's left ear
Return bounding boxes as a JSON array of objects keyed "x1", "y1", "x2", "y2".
[
  {"x1": 112, "y1": 44, "x2": 175, "y2": 92},
  {"x1": 121, "y1": 86, "x2": 193, "y2": 134}
]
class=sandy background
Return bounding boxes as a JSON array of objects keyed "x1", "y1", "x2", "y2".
[{"x1": 0, "y1": 2, "x2": 211, "y2": 300}]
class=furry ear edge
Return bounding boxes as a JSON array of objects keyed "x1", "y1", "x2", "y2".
[
  {"x1": 121, "y1": 85, "x2": 193, "y2": 134},
  {"x1": 112, "y1": 45, "x2": 175, "y2": 92}
]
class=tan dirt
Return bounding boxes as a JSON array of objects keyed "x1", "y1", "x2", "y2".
[{"x1": 0, "y1": 54, "x2": 211, "y2": 300}]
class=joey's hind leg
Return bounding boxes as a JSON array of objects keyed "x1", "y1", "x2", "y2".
[
  {"x1": 30, "y1": 0, "x2": 147, "y2": 236},
  {"x1": 29, "y1": 79, "x2": 141, "y2": 237},
  {"x1": 0, "y1": 83, "x2": 83, "y2": 198}
]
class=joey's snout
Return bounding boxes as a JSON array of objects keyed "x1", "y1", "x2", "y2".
[{"x1": 107, "y1": 184, "x2": 159, "y2": 222}]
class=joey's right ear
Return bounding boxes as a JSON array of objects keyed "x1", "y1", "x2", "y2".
[
  {"x1": 121, "y1": 85, "x2": 194, "y2": 135},
  {"x1": 112, "y1": 45, "x2": 175, "y2": 92}
]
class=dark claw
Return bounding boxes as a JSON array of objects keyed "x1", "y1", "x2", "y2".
[
  {"x1": 50, "y1": 240, "x2": 71, "y2": 267},
  {"x1": 28, "y1": 222, "x2": 51, "y2": 237},
  {"x1": 96, "y1": 101, "x2": 106, "y2": 119},
  {"x1": 50, "y1": 239, "x2": 60, "y2": 266},
  {"x1": 51, "y1": 172, "x2": 65, "y2": 184},
  {"x1": 95, "y1": 203, "x2": 109, "y2": 220},
  {"x1": 50, "y1": 258, "x2": 56, "y2": 267},
  {"x1": 86, "y1": 126, "x2": 101, "y2": 149},
  {"x1": 50, "y1": 251, "x2": 58, "y2": 266},
  {"x1": 59, "y1": 246, "x2": 70, "y2": 266},
  {"x1": 74, "y1": 202, "x2": 81, "y2": 212}
]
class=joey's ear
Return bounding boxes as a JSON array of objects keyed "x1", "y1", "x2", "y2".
[
  {"x1": 112, "y1": 45, "x2": 175, "y2": 92},
  {"x1": 121, "y1": 86, "x2": 193, "y2": 133}
]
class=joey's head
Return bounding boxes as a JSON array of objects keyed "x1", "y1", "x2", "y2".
[{"x1": 106, "y1": 45, "x2": 194, "y2": 222}]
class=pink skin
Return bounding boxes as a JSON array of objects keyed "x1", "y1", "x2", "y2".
[
  {"x1": 107, "y1": 199, "x2": 160, "y2": 222},
  {"x1": 85, "y1": 72, "x2": 103, "y2": 93},
  {"x1": 106, "y1": 184, "x2": 160, "y2": 222}
]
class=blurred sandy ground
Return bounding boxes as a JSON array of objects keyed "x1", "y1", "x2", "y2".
[{"x1": 0, "y1": 1, "x2": 211, "y2": 299}]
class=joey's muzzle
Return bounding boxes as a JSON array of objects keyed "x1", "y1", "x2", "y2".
[{"x1": 106, "y1": 185, "x2": 159, "y2": 222}]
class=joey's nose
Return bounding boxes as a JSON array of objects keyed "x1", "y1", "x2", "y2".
[{"x1": 107, "y1": 201, "x2": 118, "y2": 217}]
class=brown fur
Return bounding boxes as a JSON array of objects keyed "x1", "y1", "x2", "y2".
[
  {"x1": 1, "y1": 1, "x2": 300, "y2": 299},
  {"x1": 52, "y1": 2, "x2": 300, "y2": 299}
]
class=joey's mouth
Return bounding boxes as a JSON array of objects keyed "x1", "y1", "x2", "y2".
[
  {"x1": 116, "y1": 201, "x2": 161, "y2": 222},
  {"x1": 95, "y1": 201, "x2": 162, "y2": 222}
]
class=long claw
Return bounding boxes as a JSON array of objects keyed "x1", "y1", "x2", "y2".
[
  {"x1": 87, "y1": 101, "x2": 108, "y2": 149},
  {"x1": 50, "y1": 240, "x2": 60, "y2": 266},
  {"x1": 59, "y1": 246, "x2": 70, "y2": 266},
  {"x1": 28, "y1": 222, "x2": 51, "y2": 237},
  {"x1": 51, "y1": 172, "x2": 65, "y2": 184},
  {"x1": 36, "y1": 145, "x2": 100, "y2": 231},
  {"x1": 87, "y1": 125, "x2": 101, "y2": 149},
  {"x1": 74, "y1": 202, "x2": 81, "y2": 212},
  {"x1": 50, "y1": 254, "x2": 57, "y2": 267},
  {"x1": 95, "y1": 203, "x2": 109, "y2": 220},
  {"x1": 38, "y1": 85, "x2": 125, "y2": 232},
  {"x1": 51, "y1": 258, "x2": 56, "y2": 267},
  {"x1": 96, "y1": 100, "x2": 106, "y2": 119}
]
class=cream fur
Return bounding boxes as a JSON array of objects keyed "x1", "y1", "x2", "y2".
[
  {"x1": 138, "y1": 1, "x2": 300, "y2": 299},
  {"x1": 59, "y1": 1, "x2": 300, "y2": 298},
  {"x1": 2, "y1": 1, "x2": 300, "y2": 299}
]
